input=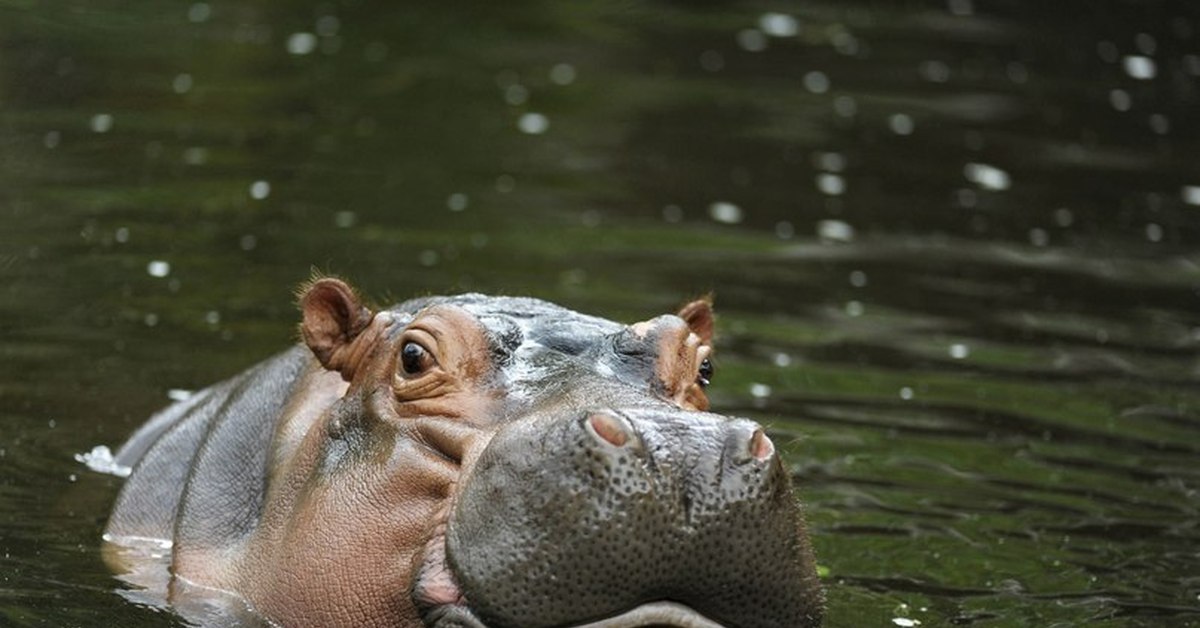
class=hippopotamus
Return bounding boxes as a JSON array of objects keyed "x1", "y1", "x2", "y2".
[{"x1": 102, "y1": 278, "x2": 823, "y2": 627}]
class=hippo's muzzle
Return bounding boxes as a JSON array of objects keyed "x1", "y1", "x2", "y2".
[{"x1": 418, "y1": 407, "x2": 822, "y2": 628}]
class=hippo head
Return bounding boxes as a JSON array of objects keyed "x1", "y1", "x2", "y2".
[{"x1": 104, "y1": 278, "x2": 822, "y2": 628}]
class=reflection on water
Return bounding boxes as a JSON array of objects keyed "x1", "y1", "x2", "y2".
[{"x1": 1, "y1": 1, "x2": 1198, "y2": 626}]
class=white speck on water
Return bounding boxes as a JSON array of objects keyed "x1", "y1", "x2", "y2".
[
  {"x1": 518, "y1": 112, "x2": 549, "y2": 135},
  {"x1": 1109, "y1": 89, "x2": 1132, "y2": 111},
  {"x1": 1181, "y1": 186, "x2": 1200, "y2": 206},
  {"x1": 1145, "y1": 223, "x2": 1164, "y2": 242},
  {"x1": 816, "y1": 173, "x2": 846, "y2": 196},
  {"x1": 964, "y1": 162, "x2": 1011, "y2": 191},
  {"x1": 144, "y1": 313, "x2": 159, "y2": 327},
  {"x1": 1054, "y1": 207, "x2": 1074, "y2": 227},
  {"x1": 418, "y1": 250, "x2": 439, "y2": 267},
  {"x1": 495, "y1": 174, "x2": 515, "y2": 193},
  {"x1": 549, "y1": 63, "x2": 577, "y2": 85},
  {"x1": 834, "y1": 96, "x2": 858, "y2": 117},
  {"x1": 947, "y1": 0, "x2": 973, "y2": 16},
  {"x1": 818, "y1": 219, "x2": 856, "y2": 242},
  {"x1": 249, "y1": 180, "x2": 271, "y2": 200},
  {"x1": 239, "y1": 234, "x2": 257, "y2": 251},
  {"x1": 287, "y1": 32, "x2": 318, "y2": 55},
  {"x1": 775, "y1": 220, "x2": 795, "y2": 239},
  {"x1": 831, "y1": 30, "x2": 859, "y2": 56},
  {"x1": 845, "y1": 300, "x2": 864, "y2": 317},
  {"x1": 504, "y1": 84, "x2": 528, "y2": 105},
  {"x1": 889, "y1": 113, "x2": 915, "y2": 135},
  {"x1": 1123, "y1": 55, "x2": 1156, "y2": 80},
  {"x1": 708, "y1": 201, "x2": 743, "y2": 224},
  {"x1": 1029, "y1": 228, "x2": 1049, "y2": 247},
  {"x1": 172, "y1": 73, "x2": 193, "y2": 94},
  {"x1": 68, "y1": 473, "x2": 77, "y2": 482},
  {"x1": 183, "y1": 147, "x2": 208, "y2": 165},
  {"x1": 115, "y1": 227, "x2": 130, "y2": 243},
  {"x1": 205, "y1": 311, "x2": 220, "y2": 325},
  {"x1": 1186, "y1": 54, "x2": 1200, "y2": 76},
  {"x1": 75, "y1": 445, "x2": 132, "y2": 478},
  {"x1": 90, "y1": 113, "x2": 113, "y2": 133},
  {"x1": 900, "y1": 386, "x2": 914, "y2": 400},
  {"x1": 893, "y1": 618, "x2": 921, "y2": 627},
  {"x1": 334, "y1": 210, "x2": 357, "y2": 228},
  {"x1": 168, "y1": 389, "x2": 194, "y2": 402},
  {"x1": 919, "y1": 60, "x2": 951, "y2": 83},
  {"x1": 949, "y1": 343, "x2": 970, "y2": 359},
  {"x1": 1149, "y1": 113, "x2": 1169, "y2": 134},
  {"x1": 662, "y1": 205, "x2": 683, "y2": 223},
  {"x1": 803, "y1": 71, "x2": 830, "y2": 94},
  {"x1": 849, "y1": 270, "x2": 868, "y2": 287},
  {"x1": 44, "y1": 130, "x2": 60, "y2": 148},
  {"x1": 187, "y1": 2, "x2": 210, "y2": 23},
  {"x1": 737, "y1": 29, "x2": 768, "y2": 52},
  {"x1": 816, "y1": 152, "x2": 846, "y2": 173},
  {"x1": 750, "y1": 383, "x2": 773, "y2": 399},
  {"x1": 447, "y1": 193, "x2": 469, "y2": 212},
  {"x1": 773, "y1": 353, "x2": 792, "y2": 367},
  {"x1": 760, "y1": 13, "x2": 799, "y2": 37},
  {"x1": 147, "y1": 260, "x2": 170, "y2": 278},
  {"x1": 48, "y1": 419, "x2": 56, "y2": 429}
]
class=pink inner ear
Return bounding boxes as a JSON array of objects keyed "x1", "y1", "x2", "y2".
[
  {"x1": 677, "y1": 298, "x2": 715, "y2": 345},
  {"x1": 299, "y1": 278, "x2": 372, "y2": 371}
]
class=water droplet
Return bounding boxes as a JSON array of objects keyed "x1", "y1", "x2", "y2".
[
  {"x1": 833, "y1": 96, "x2": 857, "y2": 117},
  {"x1": 803, "y1": 71, "x2": 830, "y2": 94},
  {"x1": 760, "y1": 13, "x2": 799, "y2": 37},
  {"x1": 90, "y1": 114, "x2": 113, "y2": 133},
  {"x1": 239, "y1": 234, "x2": 257, "y2": 251},
  {"x1": 749, "y1": 383, "x2": 772, "y2": 398},
  {"x1": 849, "y1": 270, "x2": 868, "y2": 287},
  {"x1": 504, "y1": 84, "x2": 528, "y2": 105},
  {"x1": 773, "y1": 353, "x2": 792, "y2": 367},
  {"x1": 183, "y1": 147, "x2": 208, "y2": 165},
  {"x1": 115, "y1": 227, "x2": 129, "y2": 243},
  {"x1": 549, "y1": 63, "x2": 576, "y2": 85},
  {"x1": 172, "y1": 73, "x2": 193, "y2": 94},
  {"x1": 1181, "y1": 185, "x2": 1200, "y2": 206},
  {"x1": 889, "y1": 113, "x2": 915, "y2": 135},
  {"x1": 418, "y1": 250, "x2": 439, "y2": 267},
  {"x1": 1122, "y1": 55, "x2": 1156, "y2": 79},
  {"x1": 774, "y1": 221, "x2": 795, "y2": 239},
  {"x1": 662, "y1": 205, "x2": 683, "y2": 223},
  {"x1": 187, "y1": 2, "x2": 211, "y2": 23},
  {"x1": 736, "y1": 29, "x2": 767, "y2": 52},
  {"x1": 816, "y1": 173, "x2": 846, "y2": 196},
  {"x1": 899, "y1": 386, "x2": 914, "y2": 400},
  {"x1": 287, "y1": 32, "x2": 318, "y2": 55},
  {"x1": 447, "y1": 193, "x2": 469, "y2": 212},
  {"x1": 1145, "y1": 223, "x2": 1163, "y2": 242},
  {"x1": 168, "y1": 389, "x2": 193, "y2": 402},
  {"x1": 517, "y1": 112, "x2": 549, "y2": 135},
  {"x1": 1109, "y1": 89, "x2": 1132, "y2": 111},
  {"x1": 919, "y1": 60, "x2": 950, "y2": 83},
  {"x1": 892, "y1": 618, "x2": 921, "y2": 627},
  {"x1": 334, "y1": 211, "x2": 357, "y2": 228},
  {"x1": 818, "y1": 219, "x2": 855, "y2": 242},
  {"x1": 144, "y1": 313, "x2": 159, "y2": 327},
  {"x1": 44, "y1": 130, "x2": 60, "y2": 148},
  {"x1": 845, "y1": 300, "x2": 864, "y2": 317},
  {"x1": 708, "y1": 201, "x2": 743, "y2": 224},
  {"x1": 1054, "y1": 207, "x2": 1074, "y2": 227},
  {"x1": 964, "y1": 162, "x2": 1011, "y2": 191},
  {"x1": 949, "y1": 343, "x2": 970, "y2": 359},
  {"x1": 147, "y1": 260, "x2": 171, "y2": 278},
  {"x1": 204, "y1": 311, "x2": 220, "y2": 325},
  {"x1": 1148, "y1": 113, "x2": 1170, "y2": 134},
  {"x1": 249, "y1": 180, "x2": 271, "y2": 200},
  {"x1": 495, "y1": 174, "x2": 515, "y2": 193}
]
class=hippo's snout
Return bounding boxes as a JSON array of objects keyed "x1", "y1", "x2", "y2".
[{"x1": 442, "y1": 408, "x2": 822, "y2": 628}]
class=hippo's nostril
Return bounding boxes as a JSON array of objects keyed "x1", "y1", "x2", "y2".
[{"x1": 585, "y1": 412, "x2": 633, "y2": 448}]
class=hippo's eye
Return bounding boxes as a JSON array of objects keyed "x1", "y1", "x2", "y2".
[
  {"x1": 400, "y1": 342, "x2": 434, "y2": 375},
  {"x1": 697, "y1": 358, "x2": 713, "y2": 388}
]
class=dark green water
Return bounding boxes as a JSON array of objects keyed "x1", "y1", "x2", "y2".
[{"x1": 2, "y1": 1, "x2": 1199, "y2": 626}]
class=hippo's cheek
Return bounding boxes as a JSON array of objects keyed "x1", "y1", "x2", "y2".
[{"x1": 425, "y1": 409, "x2": 821, "y2": 628}]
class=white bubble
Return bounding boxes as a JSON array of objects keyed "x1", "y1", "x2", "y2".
[
  {"x1": 249, "y1": 180, "x2": 271, "y2": 200},
  {"x1": 1148, "y1": 113, "x2": 1169, "y2": 134},
  {"x1": 550, "y1": 63, "x2": 577, "y2": 85},
  {"x1": 892, "y1": 618, "x2": 922, "y2": 627},
  {"x1": 188, "y1": 2, "x2": 211, "y2": 23},
  {"x1": 1182, "y1": 186, "x2": 1200, "y2": 206},
  {"x1": 518, "y1": 112, "x2": 549, "y2": 135},
  {"x1": 239, "y1": 234, "x2": 257, "y2": 251},
  {"x1": 818, "y1": 219, "x2": 856, "y2": 242},
  {"x1": 183, "y1": 147, "x2": 208, "y2": 165},
  {"x1": 899, "y1": 386, "x2": 914, "y2": 400},
  {"x1": 90, "y1": 113, "x2": 113, "y2": 133},
  {"x1": 816, "y1": 151, "x2": 846, "y2": 172},
  {"x1": 204, "y1": 310, "x2": 220, "y2": 325},
  {"x1": 44, "y1": 131, "x2": 60, "y2": 149},
  {"x1": 773, "y1": 353, "x2": 792, "y2": 367},
  {"x1": 964, "y1": 162, "x2": 1011, "y2": 191},
  {"x1": 845, "y1": 300, "x2": 864, "y2": 317},
  {"x1": 1122, "y1": 55, "x2": 1156, "y2": 80},
  {"x1": 816, "y1": 173, "x2": 846, "y2": 196},
  {"x1": 949, "y1": 343, "x2": 970, "y2": 359},
  {"x1": 287, "y1": 32, "x2": 318, "y2": 55},
  {"x1": 168, "y1": 389, "x2": 194, "y2": 402},
  {"x1": 1054, "y1": 207, "x2": 1074, "y2": 227},
  {"x1": 172, "y1": 73, "x2": 193, "y2": 94},
  {"x1": 1109, "y1": 89, "x2": 1132, "y2": 112},
  {"x1": 708, "y1": 201, "x2": 743, "y2": 224},
  {"x1": 889, "y1": 113, "x2": 915, "y2": 135},
  {"x1": 115, "y1": 227, "x2": 129, "y2": 243},
  {"x1": 418, "y1": 250, "x2": 439, "y2": 267},
  {"x1": 774, "y1": 220, "x2": 795, "y2": 239},
  {"x1": 759, "y1": 13, "x2": 799, "y2": 37},
  {"x1": 447, "y1": 193, "x2": 469, "y2": 212},
  {"x1": 849, "y1": 270, "x2": 868, "y2": 287},
  {"x1": 504, "y1": 84, "x2": 528, "y2": 105},
  {"x1": 833, "y1": 96, "x2": 858, "y2": 117},
  {"x1": 749, "y1": 383, "x2": 772, "y2": 398},
  {"x1": 1145, "y1": 223, "x2": 1163, "y2": 242},
  {"x1": 147, "y1": 260, "x2": 171, "y2": 278},
  {"x1": 803, "y1": 71, "x2": 830, "y2": 94},
  {"x1": 737, "y1": 29, "x2": 767, "y2": 52},
  {"x1": 1028, "y1": 228, "x2": 1049, "y2": 247},
  {"x1": 919, "y1": 60, "x2": 951, "y2": 83},
  {"x1": 334, "y1": 210, "x2": 357, "y2": 228}
]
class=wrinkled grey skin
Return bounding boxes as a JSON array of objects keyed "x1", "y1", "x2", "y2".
[{"x1": 104, "y1": 288, "x2": 822, "y2": 628}]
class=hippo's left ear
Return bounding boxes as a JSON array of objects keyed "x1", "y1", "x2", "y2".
[
  {"x1": 300, "y1": 278, "x2": 376, "y2": 377},
  {"x1": 677, "y1": 297, "x2": 714, "y2": 345}
]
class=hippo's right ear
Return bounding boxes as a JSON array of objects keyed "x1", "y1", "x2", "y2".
[{"x1": 299, "y1": 278, "x2": 375, "y2": 375}]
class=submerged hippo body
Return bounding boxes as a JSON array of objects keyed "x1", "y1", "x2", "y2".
[{"x1": 104, "y1": 279, "x2": 823, "y2": 627}]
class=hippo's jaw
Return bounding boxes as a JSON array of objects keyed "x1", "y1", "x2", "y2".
[{"x1": 411, "y1": 407, "x2": 822, "y2": 628}]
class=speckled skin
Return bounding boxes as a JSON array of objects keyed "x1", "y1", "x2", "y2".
[{"x1": 103, "y1": 279, "x2": 822, "y2": 627}]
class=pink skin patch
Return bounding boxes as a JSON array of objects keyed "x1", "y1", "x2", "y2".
[
  {"x1": 749, "y1": 429, "x2": 775, "y2": 461},
  {"x1": 587, "y1": 413, "x2": 630, "y2": 447},
  {"x1": 412, "y1": 519, "x2": 465, "y2": 608}
]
